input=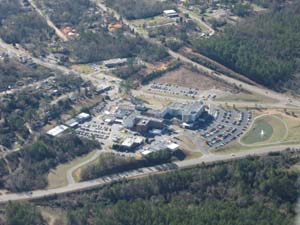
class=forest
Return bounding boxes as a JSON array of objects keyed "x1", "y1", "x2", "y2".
[
  {"x1": 67, "y1": 30, "x2": 168, "y2": 64},
  {"x1": 0, "y1": 57, "x2": 52, "y2": 91},
  {"x1": 4, "y1": 202, "x2": 45, "y2": 225},
  {"x1": 193, "y1": 2, "x2": 300, "y2": 90},
  {"x1": 0, "y1": 74, "x2": 82, "y2": 149},
  {"x1": 81, "y1": 150, "x2": 178, "y2": 181},
  {"x1": 3, "y1": 134, "x2": 99, "y2": 192},
  {"x1": 106, "y1": 0, "x2": 174, "y2": 20},
  {"x1": 0, "y1": 0, "x2": 55, "y2": 57},
  {"x1": 21, "y1": 149, "x2": 300, "y2": 225},
  {"x1": 36, "y1": 0, "x2": 92, "y2": 26},
  {"x1": 185, "y1": 0, "x2": 288, "y2": 9}
]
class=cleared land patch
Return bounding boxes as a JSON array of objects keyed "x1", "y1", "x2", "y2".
[{"x1": 154, "y1": 66, "x2": 232, "y2": 91}]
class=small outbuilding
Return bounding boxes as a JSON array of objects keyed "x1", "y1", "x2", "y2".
[{"x1": 163, "y1": 10, "x2": 179, "y2": 18}]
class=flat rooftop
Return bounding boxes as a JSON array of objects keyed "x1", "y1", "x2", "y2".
[
  {"x1": 163, "y1": 9, "x2": 177, "y2": 14},
  {"x1": 47, "y1": 125, "x2": 68, "y2": 137}
]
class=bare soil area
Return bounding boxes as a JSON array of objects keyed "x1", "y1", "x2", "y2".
[{"x1": 154, "y1": 66, "x2": 233, "y2": 91}]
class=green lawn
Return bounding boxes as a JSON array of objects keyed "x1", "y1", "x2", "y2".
[
  {"x1": 241, "y1": 115, "x2": 287, "y2": 146},
  {"x1": 215, "y1": 93, "x2": 278, "y2": 104},
  {"x1": 241, "y1": 118, "x2": 273, "y2": 144},
  {"x1": 47, "y1": 150, "x2": 98, "y2": 189}
]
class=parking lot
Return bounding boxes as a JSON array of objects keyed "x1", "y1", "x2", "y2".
[
  {"x1": 198, "y1": 109, "x2": 252, "y2": 148},
  {"x1": 147, "y1": 83, "x2": 200, "y2": 98},
  {"x1": 76, "y1": 120, "x2": 112, "y2": 143}
]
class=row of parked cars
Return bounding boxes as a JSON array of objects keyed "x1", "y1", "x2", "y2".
[{"x1": 199, "y1": 109, "x2": 252, "y2": 148}]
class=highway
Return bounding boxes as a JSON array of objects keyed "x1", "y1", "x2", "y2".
[
  {"x1": 0, "y1": 144, "x2": 299, "y2": 203},
  {"x1": 0, "y1": 1, "x2": 299, "y2": 204}
]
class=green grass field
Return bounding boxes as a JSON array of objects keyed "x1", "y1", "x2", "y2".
[
  {"x1": 47, "y1": 150, "x2": 98, "y2": 189},
  {"x1": 241, "y1": 118, "x2": 273, "y2": 144},
  {"x1": 241, "y1": 115, "x2": 288, "y2": 145},
  {"x1": 215, "y1": 93, "x2": 278, "y2": 104},
  {"x1": 241, "y1": 115, "x2": 287, "y2": 145}
]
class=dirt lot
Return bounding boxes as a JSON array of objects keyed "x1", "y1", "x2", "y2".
[{"x1": 154, "y1": 66, "x2": 233, "y2": 91}]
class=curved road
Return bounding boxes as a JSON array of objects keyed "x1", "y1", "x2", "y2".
[
  {"x1": 66, "y1": 150, "x2": 102, "y2": 184},
  {"x1": 178, "y1": 6, "x2": 215, "y2": 35}
]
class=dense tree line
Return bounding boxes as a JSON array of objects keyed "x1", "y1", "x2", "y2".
[
  {"x1": 113, "y1": 63, "x2": 144, "y2": 80},
  {"x1": 67, "y1": 31, "x2": 140, "y2": 63},
  {"x1": 106, "y1": 0, "x2": 174, "y2": 20},
  {"x1": 0, "y1": 57, "x2": 52, "y2": 91},
  {"x1": 0, "y1": 0, "x2": 169, "y2": 65},
  {"x1": 149, "y1": 20, "x2": 199, "y2": 45},
  {"x1": 185, "y1": 0, "x2": 288, "y2": 9},
  {"x1": 192, "y1": 2, "x2": 300, "y2": 90},
  {"x1": 141, "y1": 61, "x2": 181, "y2": 84},
  {"x1": 81, "y1": 150, "x2": 175, "y2": 181},
  {"x1": 5, "y1": 202, "x2": 45, "y2": 225},
  {"x1": 0, "y1": 0, "x2": 22, "y2": 24},
  {"x1": 5, "y1": 134, "x2": 99, "y2": 192},
  {"x1": 36, "y1": 0, "x2": 92, "y2": 26},
  {"x1": 0, "y1": 0, "x2": 55, "y2": 57},
  {"x1": 67, "y1": 30, "x2": 168, "y2": 64},
  {"x1": 37, "y1": 150, "x2": 300, "y2": 225}
]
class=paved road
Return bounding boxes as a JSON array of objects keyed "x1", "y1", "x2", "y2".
[
  {"x1": 133, "y1": 89, "x2": 300, "y2": 111},
  {"x1": 176, "y1": 144, "x2": 299, "y2": 168},
  {"x1": 168, "y1": 50, "x2": 300, "y2": 107},
  {"x1": 0, "y1": 1, "x2": 299, "y2": 203},
  {"x1": 94, "y1": 0, "x2": 300, "y2": 109},
  {"x1": 0, "y1": 76, "x2": 54, "y2": 98},
  {"x1": 0, "y1": 39, "x2": 71, "y2": 74},
  {"x1": 0, "y1": 144, "x2": 299, "y2": 203},
  {"x1": 66, "y1": 150, "x2": 102, "y2": 184},
  {"x1": 28, "y1": 0, "x2": 68, "y2": 41},
  {"x1": 179, "y1": 6, "x2": 215, "y2": 35}
]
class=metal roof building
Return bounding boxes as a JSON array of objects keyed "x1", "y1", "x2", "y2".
[{"x1": 47, "y1": 125, "x2": 68, "y2": 137}]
